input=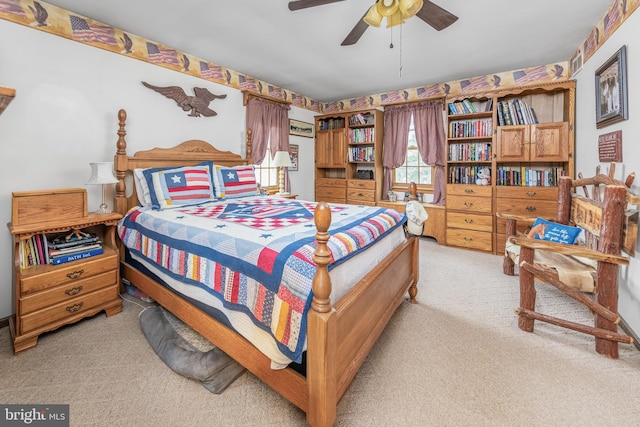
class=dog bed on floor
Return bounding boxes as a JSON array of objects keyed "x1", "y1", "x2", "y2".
[{"x1": 139, "y1": 305, "x2": 246, "y2": 394}]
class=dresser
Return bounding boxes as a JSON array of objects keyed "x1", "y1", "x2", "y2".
[{"x1": 9, "y1": 188, "x2": 122, "y2": 353}]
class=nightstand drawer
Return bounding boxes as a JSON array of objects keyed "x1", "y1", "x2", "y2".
[
  {"x1": 447, "y1": 212, "x2": 493, "y2": 232},
  {"x1": 20, "y1": 286, "x2": 119, "y2": 334},
  {"x1": 20, "y1": 270, "x2": 117, "y2": 314},
  {"x1": 20, "y1": 253, "x2": 118, "y2": 296}
]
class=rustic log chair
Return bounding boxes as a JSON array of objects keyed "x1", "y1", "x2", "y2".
[{"x1": 498, "y1": 164, "x2": 640, "y2": 358}]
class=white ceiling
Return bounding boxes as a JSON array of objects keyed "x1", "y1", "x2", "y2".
[{"x1": 44, "y1": 0, "x2": 613, "y2": 103}]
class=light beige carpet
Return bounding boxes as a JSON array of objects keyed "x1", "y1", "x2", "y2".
[{"x1": 2, "y1": 238, "x2": 640, "y2": 426}]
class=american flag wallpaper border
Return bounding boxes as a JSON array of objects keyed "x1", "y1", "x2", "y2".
[{"x1": 1, "y1": 0, "x2": 638, "y2": 114}]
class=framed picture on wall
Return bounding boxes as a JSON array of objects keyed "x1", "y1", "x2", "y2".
[
  {"x1": 595, "y1": 45, "x2": 628, "y2": 129},
  {"x1": 288, "y1": 144, "x2": 298, "y2": 171},
  {"x1": 289, "y1": 119, "x2": 314, "y2": 138}
]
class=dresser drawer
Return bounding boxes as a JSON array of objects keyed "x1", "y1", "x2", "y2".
[
  {"x1": 347, "y1": 179, "x2": 376, "y2": 190},
  {"x1": 446, "y1": 195, "x2": 492, "y2": 213},
  {"x1": 316, "y1": 186, "x2": 346, "y2": 202},
  {"x1": 496, "y1": 186, "x2": 558, "y2": 200},
  {"x1": 446, "y1": 228, "x2": 493, "y2": 252},
  {"x1": 316, "y1": 178, "x2": 346, "y2": 188},
  {"x1": 20, "y1": 270, "x2": 117, "y2": 314},
  {"x1": 347, "y1": 188, "x2": 375, "y2": 203},
  {"x1": 20, "y1": 253, "x2": 118, "y2": 296},
  {"x1": 20, "y1": 286, "x2": 119, "y2": 334},
  {"x1": 447, "y1": 212, "x2": 493, "y2": 232},
  {"x1": 495, "y1": 198, "x2": 557, "y2": 218},
  {"x1": 447, "y1": 184, "x2": 493, "y2": 198}
]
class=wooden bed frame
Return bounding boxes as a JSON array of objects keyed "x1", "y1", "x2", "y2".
[{"x1": 113, "y1": 109, "x2": 419, "y2": 426}]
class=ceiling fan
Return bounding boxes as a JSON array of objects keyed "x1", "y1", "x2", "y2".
[{"x1": 288, "y1": 0, "x2": 458, "y2": 46}]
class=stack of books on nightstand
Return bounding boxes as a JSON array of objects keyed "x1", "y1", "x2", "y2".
[{"x1": 47, "y1": 231, "x2": 103, "y2": 265}]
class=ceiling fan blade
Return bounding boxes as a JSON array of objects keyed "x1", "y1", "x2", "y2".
[
  {"x1": 288, "y1": 0, "x2": 346, "y2": 11},
  {"x1": 416, "y1": 1, "x2": 458, "y2": 31},
  {"x1": 341, "y1": 11, "x2": 369, "y2": 46}
]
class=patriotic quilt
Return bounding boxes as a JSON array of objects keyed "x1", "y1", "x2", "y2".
[{"x1": 118, "y1": 196, "x2": 406, "y2": 363}]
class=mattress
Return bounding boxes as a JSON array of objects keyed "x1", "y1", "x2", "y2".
[{"x1": 118, "y1": 196, "x2": 407, "y2": 367}]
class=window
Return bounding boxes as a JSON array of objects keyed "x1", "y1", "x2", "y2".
[
  {"x1": 253, "y1": 145, "x2": 279, "y2": 193},
  {"x1": 393, "y1": 115, "x2": 433, "y2": 191}
]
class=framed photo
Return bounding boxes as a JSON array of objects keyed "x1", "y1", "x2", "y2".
[
  {"x1": 288, "y1": 144, "x2": 298, "y2": 171},
  {"x1": 289, "y1": 119, "x2": 314, "y2": 138},
  {"x1": 595, "y1": 45, "x2": 628, "y2": 129}
]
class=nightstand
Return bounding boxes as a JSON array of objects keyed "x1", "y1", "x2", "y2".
[{"x1": 9, "y1": 188, "x2": 123, "y2": 354}]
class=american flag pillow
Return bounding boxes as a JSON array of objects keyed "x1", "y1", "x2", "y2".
[
  {"x1": 212, "y1": 165, "x2": 259, "y2": 199},
  {"x1": 149, "y1": 165, "x2": 215, "y2": 209}
]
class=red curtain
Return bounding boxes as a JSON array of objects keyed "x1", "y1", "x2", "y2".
[
  {"x1": 246, "y1": 97, "x2": 291, "y2": 192},
  {"x1": 382, "y1": 100, "x2": 446, "y2": 204}
]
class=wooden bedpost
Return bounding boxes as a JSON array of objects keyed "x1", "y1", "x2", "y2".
[
  {"x1": 114, "y1": 109, "x2": 128, "y2": 217},
  {"x1": 307, "y1": 202, "x2": 337, "y2": 427}
]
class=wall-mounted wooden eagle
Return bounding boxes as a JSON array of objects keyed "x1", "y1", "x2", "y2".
[{"x1": 142, "y1": 81, "x2": 227, "y2": 117}]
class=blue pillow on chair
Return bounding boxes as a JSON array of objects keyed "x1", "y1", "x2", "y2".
[{"x1": 529, "y1": 217, "x2": 582, "y2": 244}]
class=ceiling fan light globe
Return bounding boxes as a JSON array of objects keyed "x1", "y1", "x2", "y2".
[
  {"x1": 376, "y1": 0, "x2": 398, "y2": 17},
  {"x1": 386, "y1": 9, "x2": 405, "y2": 27},
  {"x1": 363, "y1": 5, "x2": 383, "y2": 27},
  {"x1": 398, "y1": 0, "x2": 423, "y2": 19}
]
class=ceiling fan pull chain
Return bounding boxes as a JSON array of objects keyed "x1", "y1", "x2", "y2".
[{"x1": 399, "y1": 24, "x2": 403, "y2": 77}]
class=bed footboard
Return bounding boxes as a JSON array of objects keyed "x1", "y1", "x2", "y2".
[{"x1": 306, "y1": 203, "x2": 419, "y2": 427}]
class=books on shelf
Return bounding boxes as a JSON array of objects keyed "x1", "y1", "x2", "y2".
[
  {"x1": 448, "y1": 118, "x2": 493, "y2": 138},
  {"x1": 448, "y1": 142, "x2": 492, "y2": 162},
  {"x1": 51, "y1": 246, "x2": 104, "y2": 265},
  {"x1": 497, "y1": 99, "x2": 539, "y2": 126},
  {"x1": 348, "y1": 113, "x2": 374, "y2": 126},
  {"x1": 495, "y1": 166, "x2": 564, "y2": 187},
  {"x1": 348, "y1": 128, "x2": 375, "y2": 143},
  {"x1": 20, "y1": 231, "x2": 104, "y2": 268},
  {"x1": 448, "y1": 165, "x2": 492, "y2": 185},
  {"x1": 348, "y1": 146, "x2": 375, "y2": 162}
]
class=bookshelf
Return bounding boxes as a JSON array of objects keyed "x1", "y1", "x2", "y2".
[
  {"x1": 445, "y1": 96, "x2": 494, "y2": 252},
  {"x1": 9, "y1": 188, "x2": 122, "y2": 353},
  {"x1": 315, "y1": 109, "x2": 383, "y2": 205},
  {"x1": 444, "y1": 81, "x2": 576, "y2": 254}
]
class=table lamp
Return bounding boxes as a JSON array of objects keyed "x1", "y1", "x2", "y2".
[
  {"x1": 85, "y1": 162, "x2": 118, "y2": 214},
  {"x1": 272, "y1": 151, "x2": 292, "y2": 195}
]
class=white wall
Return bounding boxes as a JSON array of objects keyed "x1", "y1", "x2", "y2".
[
  {"x1": 0, "y1": 20, "x2": 315, "y2": 319},
  {"x1": 573, "y1": 10, "x2": 640, "y2": 335}
]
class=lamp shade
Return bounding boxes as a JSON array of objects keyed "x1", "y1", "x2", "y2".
[
  {"x1": 376, "y1": 0, "x2": 399, "y2": 17},
  {"x1": 386, "y1": 9, "x2": 405, "y2": 27},
  {"x1": 272, "y1": 151, "x2": 292, "y2": 168},
  {"x1": 363, "y1": 4, "x2": 383, "y2": 27},
  {"x1": 398, "y1": 0, "x2": 423, "y2": 18},
  {"x1": 85, "y1": 162, "x2": 118, "y2": 185}
]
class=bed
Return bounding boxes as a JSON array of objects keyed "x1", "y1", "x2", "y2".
[{"x1": 113, "y1": 109, "x2": 419, "y2": 426}]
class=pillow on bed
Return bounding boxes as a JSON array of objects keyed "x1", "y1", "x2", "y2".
[
  {"x1": 147, "y1": 165, "x2": 215, "y2": 209},
  {"x1": 136, "y1": 161, "x2": 216, "y2": 207},
  {"x1": 211, "y1": 164, "x2": 259, "y2": 199},
  {"x1": 529, "y1": 217, "x2": 582, "y2": 245}
]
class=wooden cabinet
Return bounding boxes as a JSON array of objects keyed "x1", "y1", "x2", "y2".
[
  {"x1": 444, "y1": 80, "x2": 575, "y2": 254},
  {"x1": 9, "y1": 188, "x2": 122, "y2": 353},
  {"x1": 316, "y1": 127, "x2": 346, "y2": 168},
  {"x1": 315, "y1": 109, "x2": 383, "y2": 205},
  {"x1": 495, "y1": 122, "x2": 569, "y2": 162}
]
